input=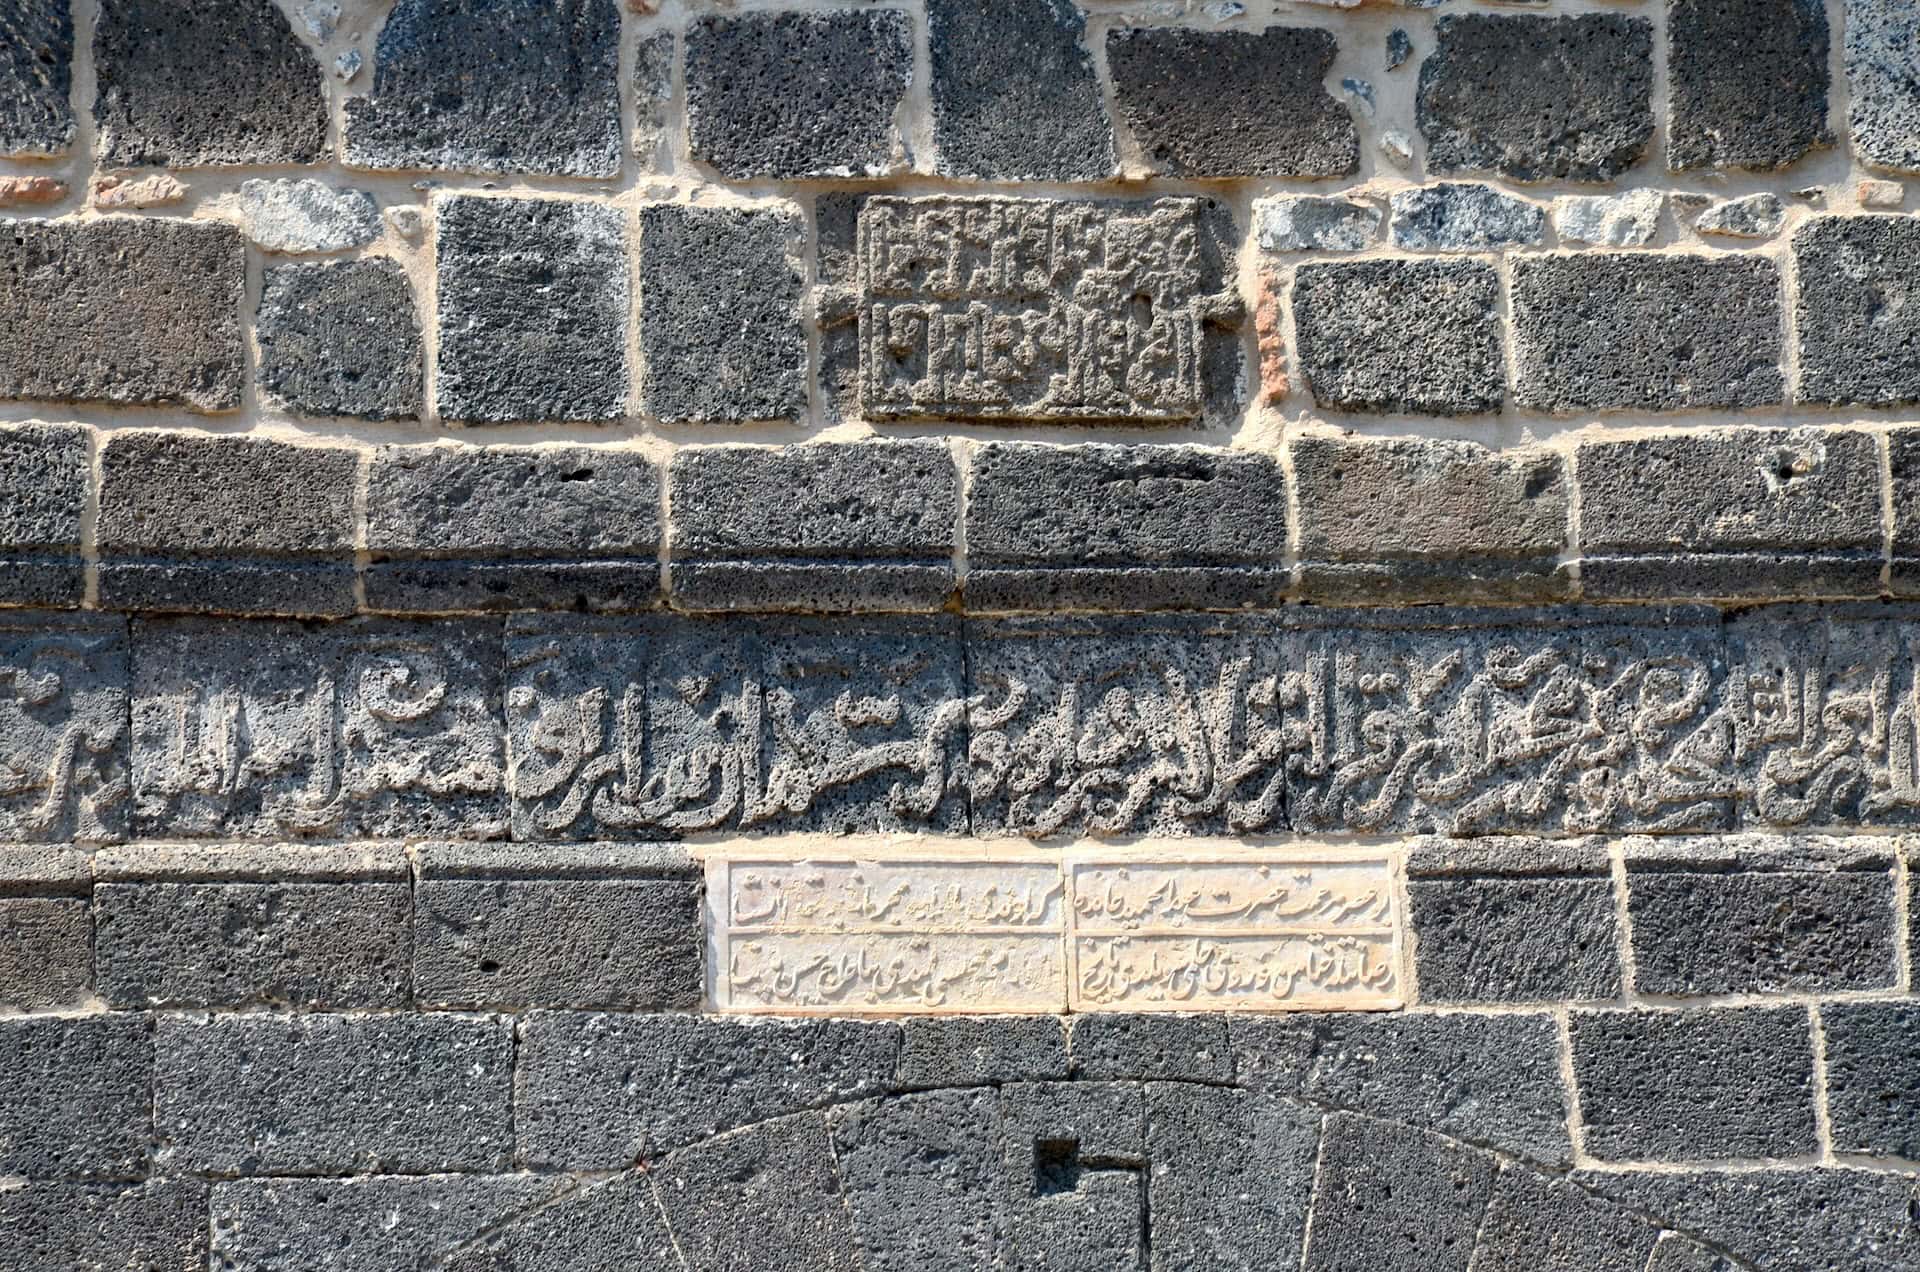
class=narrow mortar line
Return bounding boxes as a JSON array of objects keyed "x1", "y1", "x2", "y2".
[
  {"x1": 1895, "y1": 849, "x2": 1913, "y2": 995},
  {"x1": 1556, "y1": 1007, "x2": 1593, "y2": 1169},
  {"x1": 1809, "y1": 1002, "x2": 1836, "y2": 1164},
  {"x1": 1609, "y1": 838, "x2": 1640, "y2": 1003}
]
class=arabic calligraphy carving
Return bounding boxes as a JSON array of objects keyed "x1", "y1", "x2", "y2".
[{"x1": 0, "y1": 615, "x2": 128, "y2": 841}]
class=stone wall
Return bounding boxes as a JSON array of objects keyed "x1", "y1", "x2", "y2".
[{"x1": 2, "y1": 0, "x2": 1919, "y2": 1268}]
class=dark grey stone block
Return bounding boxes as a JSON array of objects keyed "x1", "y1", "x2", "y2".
[
  {"x1": 897, "y1": 1015, "x2": 1069, "y2": 1087},
  {"x1": 1575, "y1": 429, "x2": 1879, "y2": 600},
  {"x1": 1470, "y1": 1166, "x2": 1661, "y2": 1272},
  {"x1": 257, "y1": 259, "x2": 422, "y2": 420},
  {"x1": 1847, "y1": 0, "x2": 1920, "y2": 174},
  {"x1": 831, "y1": 1089, "x2": 1005, "y2": 1271},
  {"x1": 0, "y1": 898, "x2": 90, "y2": 1010},
  {"x1": 0, "y1": 1179, "x2": 209, "y2": 1272},
  {"x1": 440, "y1": 1172, "x2": 683, "y2": 1271},
  {"x1": 154, "y1": 1012, "x2": 513, "y2": 1175},
  {"x1": 1070, "y1": 1014, "x2": 1231, "y2": 1083},
  {"x1": 366, "y1": 444, "x2": 660, "y2": 614},
  {"x1": 638, "y1": 203, "x2": 805, "y2": 423},
  {"x1": 211, "y1": 1176, "x2": 563, "y2": 1272},
  {"x1": 1669, "y1": 0, "x2": 1830, "y2": 170},
  {"x1": 1822, "y1": 1002, "x2": 1920, "y2": 1159},
  {"x1": 966, "y1": 615, "x2": 1285, "y2": 838},
  {"x1": 1146, "y1": 1083, "x2": 1318, "y2": 1272},
  {"x1": 1293, "y1": 258, "x2": 1504, "y2": 416},
  {"x1": 1292, "y1": 435, "x2": 1568, "y2": 604},
  {"x1": 1301, "y1": 1113, "x2": 1497, "y2": 1272},
  {"x1": 965, "y1": 443, "x2": 1287, "y2": 613},
  {"x1": 928, "y1": 0, "x2": 1114, "y2": 181},
  {"x1": 0, "y1": 423, "x2": 88, "y2": 607},
  {"x1": 654, "y1": 1113, "x2": 860, "y2": 1272},
  {"x1": 669, "y1": 441, "x2": 956, "y2": 613},
  {"x1": 1796, "y1": 216, "x2": 1920, "y2": 406},
  {"x1": 1417, "y1": 14, "x2": 1654, "y2": 182},
  {"x1": 1575, "y1": 1167, "x2": 1920, "y2": 1272},
  {"x1": 1389, "y1": 182, "x2": 1547, "y2": 250},
  {"x1": 1409, "y1": 837, "x2": 1619, "y2": 1004},
  {"x1": 516, "y1": 1012, "x2": 901, "y2": 1167},
  {"x1": 130, "y1": 618, "x2": 507, "y2": 840},
  {"x1": 94, "y1": 0, "x2": 326, "y2": 165},
  {"x1": 344, "y1": 0, "x2": 621, "y2": 176},
  {"x1": 998, "y1": 1082, "x2": 1147, "y2": 1271},
  {"x1": 0, "y1": 613, "x2": 131, "y2": 843},
  {"x1": 1105, "y1": 26, "x2": 1357, "y2": 178},
  {"x1": 0, "y1": 1, "x2": 72, "y2": 155},
  {"x1": 93, "y1": 844, "x2": 412, "y2": 1010},
  {"x1": 437, "y1": 195, "x2": 628, "y2": 423},
  {"x1": 1513, "y1": 254, "x2": 1784, "y2": 411},
  {"x1": 0, "y1": 1014, "x2": 152, "y2": 1179},
  {"x1": 1623, "y1": 837, "x2": 1896, "y2": 995},
  {"x1": 1644, "y1": 1234, "x2": 1737, "y2": 1272},
  {"x1": 1232, "y1": 1011, "x2": 1571, "y2": 1166},
  {"x1": 686, "y1": 10, "x2": 910, "y2": 179},
  {"x1": 0, "y1": 217, "x2": 244, "y2": 411},
  {"x1": 1570, "y1": 1007, "x2": 1817, "y2": 1163},
  {"x1": 97, "y1": 432, "x2": 357, "y2": 617}
]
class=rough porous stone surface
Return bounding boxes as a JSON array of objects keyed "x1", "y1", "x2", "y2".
[
  {"x1": 0, "y1": 422, "x2": 88, "y2": 607},
  {"x1": 257, "y1": 259, "x2": 423, "y2": 420},
  {"x1": 1105, "y1": 26, "x2": 1358, "y2": 178},
  {"x1": 94, "y1": 0, "x2": 327, "y2": 166},
  {"x1": 228, "y1": 178, "x2": 381, "y2": 254},
  {"x1": 639, "y1": 203, "x2": 805, "y2": 423},
  {"x1": 1389, "y1": 182, "x2": 1547, "y2": 250},
  {"x1": 0, "y1": 1180, "x2": 209, "y2": 1271},
  {"x1": 0, "y1": 896, "x2": 91, "y2": 1010},
  {"x1": 655, "y1": 1113, "x2": 861, "y2": 1271},
  {"x1": 1473, "y1": 1165, "x2": 1662, "y2": 1272},
  {"x1": 830, "y1": 1089, "x2": 1005, "y2": 1270},
  {"x1": 1300, "y1": 1113, "x2": 1496, "y2": 1272},
  {"x1": 1254, "y1": 196, "x2": 1381, "y2": 252},
  {"x1": 0, "y1": 0, "x2": 73, "y2": 155},
  {"x1": 1555, "y1": 190, "x2": 1665, "y2": 246},
  {"x1": 0, "y1": 218, "x2": 245, "y2": 412},
  {"x1": 928, "y1": 0, "x2": 1114, "y2": 181},
  {"x1": 1417, "y1": 13, "x2": 1655, "y2": 182},
  {"x1": 1513, "y1": 254, "x2": 1785, "y2": 412},
  {"x1": 1293, "y1": 258, "x2": 1505, "y2": 415},
  {"x1": 1847, "y1": 0, "x2": 1920, "y2": 173},
  {"x1": 686, "y1": 11, "x2": 911, "y2": 180},
  {"x1": 1695, "y1": 192, "x2": 1788, "y2": 239},
  {"x1": 441, "y1": 1172, "x2": 682, "y2": 1271},
  {"x1": 1795, "y1": 215, "x2": 1920, "y2": 406},
  {"x1": 1669, "y1": 0, "x2": 1831, "y2": 171},
  {"x1": 344, "y1": 0, "x2": 622, "y2": 177},
  {"x1": 0, "y1": 1014, "x2": 153, "y2": 1179},
  {"x1": 898, "y1": 1017, "x2": 1069, "y2": 1088},
  {"x1": 437, "y1": 196, "x2": 628, "y2": 423},
  {"x1": 1821, "y1": 1002, "x2": 1920, "y2": 1160}
]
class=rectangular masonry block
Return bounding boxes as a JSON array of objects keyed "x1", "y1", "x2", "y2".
[
  {"x1": 667, "y1": 441, "x2": 956, "y2": 613},
  {"x1": 1570, "y1": 1006, "x2": 1818, "y2": 1163},
  {"x1": 0, "y1": 1013, "x2": 153, "y2": 1179},
  {"x1": 1847, "y1": 0, "x2": 1920, "y2": 173},
  {"x1": 1821, "y1": 1002, "x2": 1920, "y2": 1160},
  {"x1": 995, "y1": 1083, "x2": 1146, "y2": 1269},
  {"x1": 93, "y1": 842, "x2": 413, "y2": 1009},
  {"x1": 414, "y1": 841, "x2": 702, "y2": 1010},
  {"x1": 897, "y1": 1016, "x2": 1069, "y2": 1088},
  {"x1": 0, "y1": 1179, "x2": 209, "y2": 1272},
  {"x1": 1407, "y1": 837, "x2": 1620, "y2": 1004},
  {"x1": 258, "y1": 259, "x2": 423, "y2": 420},
  {"x1": 1470, "y1": 1164, "x2": 1662, "y2": 1272},
  {"x1": 1513, "y1": 254, "x2": 1784, "y2": 412},
  {"x1": 0, "y1": 844, "x2": 92, "y2": 1010},
  {"x1": 1291, "y1": 435, "x2": 1569, "y2": 603},
  {"x1": 1302, "y1": 1114, "x2": 1496, "y2": 1272},
  {"x1": 131, "y1": 617, "x2": 507, "y2": 841},
  {"x1": 831, "y1": 1088, "x2": 1008, "y2": 1272},
  {"x1": 1292, "y1": 258, "x2": 1505, "y2": 416},
  {"x1": 1796, "y1": 216, "x2": 1920, "y2": 407},
  {"x1": 1667, "y1": 0, "x2": 1831, "y2": 171},
  {"x1": 97, "y1": 432, "x2": 359, "y2": 617},
  {"x1": 1575, "y1": 428, "x2": 1882, "y2": 600},
  {"x1": 0, "y1": 218, "x2": 244, "y2": 411},
  {"x1": 0, "y1": 0, "x2": 74, "y2": 155},
  {"x1": 963, "y1": 443, "x2": 1287, "y2": 613},
  {"x1": 0, "y1": 612, "x2": 130, "y2": 843},
  {"x1": 366, "y1": 443, "x2": 661, "y2": 613},
  {"x1": 436, "y1": 195, "x2": 628, "y2": 423},
  {"x1": 0, "y1": 423, "x2": 88, "y2": 607},
  {"x1": 154, "y1": 1012, "x2": 514, "y2": 1175},
  {"x1": 1145, "y1": 1085, "x2": 1320, "y2": 1272},
  {"x1": 438, "y1": 1172, "x2": 682, "y2": 1271},
  {"x1": 505, "y1": 614, "x2": 967, "y2": 839},
  {"x1": 1622, "y1": 835, "x2": 1898, "y2": 996},
  {"x1": 653, "y1": 1113, "x2": 860, "y2": 1272}
]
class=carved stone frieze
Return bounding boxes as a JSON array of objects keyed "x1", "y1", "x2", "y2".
[{"x1": 0, "y1": 614, "x2": 128, "y2": 842}]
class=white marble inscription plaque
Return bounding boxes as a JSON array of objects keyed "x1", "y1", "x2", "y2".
[{"x1": 708, "y1": 847, "x2": 1401, "y2": 1015}]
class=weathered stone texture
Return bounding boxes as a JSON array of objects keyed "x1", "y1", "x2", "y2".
[
  {"x1": 440, "y1": 1172, "x2": 683, "y2": 1271},
  {"x1": 257, "y1": 259, "x2": 423, "y2": 420},
  {"x1": 0, "y1": 895, "x2": 91, "y2": 1010},
  {"x1": 1293, "y1": 258, "x2": 1505, "y2": 416},
  {"x1": 686, "y1": 11, "x2": 911, "y2": 179},
  {"x1": 1389, "y1": 182, "x2": 1546, "y2": 251},
  {"x1": 1575, "y1": 428, "x2": 1881, "y2": 600},
  {"x1": 229, "y1": 179, "x2": 381, "y2": 254},
  {"x1": 0, "y1": 422, "x2": 88, "y2": 607},
  {"x1": 1795, "y1": 216, "x2": 1920, "y2": 406},
  {"x1": 1474, "y1": 1166, "x2": 1662, "y2": 1272},
  {"x1": 1570, "y1": 1007, "x2": 1817, "y2": 1162},
  {"x1": 0, "y1": 1180, "x2": 209, "y2": 1272},
  {"x1": 1513, "y1": 254, "x2": 1785, "y2": 411},
  {"x1": 0, "y1": 0, "x2": 73, "y2": 155},
  {"x1": 1300, "y1": 1113, "x2": 1496, "y2": 1272},
  {"x1": 1821, "y1": 1002, "x2": 1920, "y2": 1160},
  {"x1": 94, "y1": 0, "x2": 327, "y2": 166},
  {"x1": 0, "y1": 614, "x2": 130, "y2": 843},
  {"x1": 1254, "y1": 196, "x2": 1381, "y2": 253},
  {"x1": 831, "y1": 1089, "x2": 1005, "y2": 1271},
  {"x1": 1417, "y1": 14, "x2": 1654, "y2": 182},
  {"x1": 1847, "y1": 0, "x2": 1920, "y2": 173},
  {"x1": 344, "y1": 0, "x2": 622, "y2": 177},
  {"x1": 0, "y1": 1014, "x2": 153, "y2": 1179},
  {"x1": 1695, "y1": 192, "x2": 1788, "y2": 239},
  {"x1": 997, "y1": 1081, "x2": 1147, "y2": 1270},
  {"x1": 154, "y1": 1012, "x2": 513, "y2": 1174},
  {"x1": 655, "y1": 1113, "x2": 861, "y2": 1272},
  {"x1": 1071, "y1": 1014, "x2": 1232, "y2": 1083},
  {"x1": 1105, "y1": 26, "x2": 1358, "y2": 178},
  {"x1": 1668, "y1": 0, "x2": 1831, "y2": 170},
  {"x1": 639, "y1": 203, "x2": 806, "y2": 423},
  {"x1": 965, "y1": 443, "x2": 1288, "y2": 612},
  {"x1": 928, "y1": 0, "x2": 1114, "y2": 181},
  {"x1": 898, "y1": 1016, "x2": 1069, "y2": 1088},
  {"x1": 0, "y1": 218, "x2": 245, "y2": 412},
  {"x1": 366, "y1": 444, "x2": 660, "y2": 613},
  {"x1": 1555, "y1": 190, "x2": 1665, "y2": 247},
  {"x1": 437, "y1": 196, "x2": 628, "y2": 423},
  {"x1": 1146, "y1": 1083, "x2": 1319, "y2": 1270}
]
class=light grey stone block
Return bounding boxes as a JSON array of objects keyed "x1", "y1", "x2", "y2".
[
  {"x1": 1555, "y1": 190, "x2": 1664, "y2": 246},
  {"x1": 1847, "y1": 0, "x2": 1920, "y2": 173},
  {"x1": 1254, "y1": 196, "x2": 1381, "y2": 252},
  {"x1": 1695, "y1": 193, "x2": 1787, "y2": 239},
  {"x1": 1390, "y1": 182, "x2": 1546, "y2": 250},
  {"x1": 230, "y1": 179, "x2": 381, "y2": 253},
  {"x1": 0, "y1": 613, "x2": 130, "y2": 843}
]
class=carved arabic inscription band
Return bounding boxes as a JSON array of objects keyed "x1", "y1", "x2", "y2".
[{"x1": 709, "y1": 850, "x2": 1400, "y2": 1015}]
